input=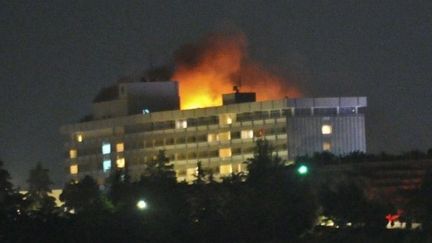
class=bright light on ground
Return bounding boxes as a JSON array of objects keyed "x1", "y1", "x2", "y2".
[
  {"x1": 297, "y1": 165, "x2": 308, "y2": 175},
  {"x1": 137, "y1": 200, "x2": 147, "y2": 210}
]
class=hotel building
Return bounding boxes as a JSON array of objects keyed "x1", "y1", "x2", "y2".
[{"x1": 60, "y1": 80, "x2": 367, "y2": 183}]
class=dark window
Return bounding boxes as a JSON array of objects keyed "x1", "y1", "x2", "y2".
[
  {"x1": 188, "y1": 152, "x2": 197, "y2": 159},
  {"x1": 294, "y1": 108, "x2": 311, "y2": 116},
  {"x1": 270, "y1": 110, "x2": 281, "y2": 118},
  {"x1": 198, "y1": 151, "x2": 208, "y2": 159},
  {"x1": 232, "y1": 148, "x2": 242, "y2": 155},
  {"x1": 314, "y1": 108, "x2": 337, "y2": 116},
  {"x1": 176, "y1": 137, "x2": 186, "y2": 144},
  {"x1": 339, "y1": 107, "x2": 357, "y2": 115},
  {"x1": 237, "y1": 112, "x2": 252, "y2": 122},
  {"x1": 165, "y1": 138, "x2": 175, "y2": 145},
  {"x1": 187, "y1": 136, "x2": 196, "y2": 143},
  {"x1": 196, "y1": 135, "x2": 207, "y2": 142},
  {"x1": 187, "y1": 118, "x2": 198, "y2": 126},
  {"x1": 282, "y1": 109, "x2": 292, "y2": 117},
  {"x1": 154, "y1": 139, "x2": 163, "y2": 146},
  {"x1": 231, "y1": 131, "x2": 241, "y2": 139}
]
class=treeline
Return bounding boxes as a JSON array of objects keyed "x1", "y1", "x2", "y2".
[
  {"x1": 1, "y1": 140, "x2": 432, "y2": 242},
  {"x1": 297, "y1": 148, "x2": 432, "y2": 164}
]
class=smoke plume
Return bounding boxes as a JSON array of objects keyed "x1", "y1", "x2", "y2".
[{"x1": 172, "y1": 31, "x2": 301, "y2": 109}]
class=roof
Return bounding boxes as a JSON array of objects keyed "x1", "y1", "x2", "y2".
[{"x1": 93, "y1": 85, "x2": 119, "y2": 103}]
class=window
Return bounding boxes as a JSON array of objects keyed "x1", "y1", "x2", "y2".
[
  {"x1": 103, "y1": 159, "x2": 112, "y2": 172},
  {"x1": 218, "y1": 131, "x2": 231, "y2": 141},
  {"x1": 176, "y1": 153, "x2": 186, "y2": 160},
  {"x1": 219, "y1": 148, "x2": 232, "y2": 158},
  {"x1": 76, "y1": 134, "x2": 83, "y2": 143},
  {"x1": 116, "y1": 142, "x2": 124, "y2": 152},
  {"x1": 166, "y1": 138, "x2": 175, "y2": 145},
  {"x1": 270, "y1": 110, "x2": 281, "y2": 118},
  {"x1": 175, "y1": 120, "x2": 187, "y2": 129},
  {"x1": 207, "y1": 133, "x2": 217, "y2": 142},
  {"x1": 236, "y1": 163, "x2": 243, "y2": 173},
  {"x1": 227, "y1": 117, "x2": 232, "y2": 124},
  {"x1": 187, "y1": 136, "x2": 196, "y2": 143},
  {"x1": 176, "y1": 137, "x2": 186, "y2": 144},
  {"x1": 321, "y1": 125, "x2": 332, "y2": 135},
  {"x1": 314, "y1": 108, "x2": 337, "y2": 116},
  {"x1": 241, "y1": 130, "x2": 254, "y2": 139},
  {"x1": 70, "y1": 164, "x2": 78, "y2": 175},
  {"x1": 219, "y1": 164, "x2": 232, "y2": 176},
  {"x1": 219, "y1": 113, "x2": 235, "y2": 125},
  {"x1": 186, "y1": 167, "x2": 198, "y2": 181},
  {"x1": 339, "y1": 107, "x2": 356, "y2": 115},
  {"x1": 102, "y1": 142, "x2": 111, "y2": 154},
  {"x1": 177, "y1": 169, "x2": 186, "y2": 176},
  {"x1": 116, "y1": 157, "x2": 125, "y2": 168},
  {"x1": 187, "y1": 152, "x2": 197, "y2": 159},
  {"x1": 69, "y1": 149, "x2": 77, "y2": 159},
  {"x1": 323, "y1": 142, "x2": 331, "y2": 151}
]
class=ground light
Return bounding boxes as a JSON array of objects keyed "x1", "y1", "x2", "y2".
[
  {"x1": 297, "y1": 165, "x2": 309, "y2": 175},
  {"x1": 137, "y1": 199, "x2": 147, "y2": 210}
]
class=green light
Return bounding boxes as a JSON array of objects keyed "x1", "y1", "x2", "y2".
[{"x1": 297, "y1": 165, "x2": 308, "y2": 175}]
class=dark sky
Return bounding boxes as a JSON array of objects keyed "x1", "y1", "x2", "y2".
[{"x1": 1, "y1": 1, "x2": 431, "y2": 187}]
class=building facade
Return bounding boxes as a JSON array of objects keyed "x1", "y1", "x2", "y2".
[{"x1": 60, "y1": 81, "x2": 367, "y2": 184}]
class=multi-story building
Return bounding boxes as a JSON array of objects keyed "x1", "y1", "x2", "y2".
[{"x1": 60, "y1": 80, "x2": 367, "y2": 184}]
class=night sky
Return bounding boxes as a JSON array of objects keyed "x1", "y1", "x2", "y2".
[{"x1": 1, "y1": 1, "x2": 431, "y2": 187}]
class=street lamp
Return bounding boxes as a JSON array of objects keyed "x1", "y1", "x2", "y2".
[{"x1": 137, "y1": 199, "x2": 147, "y2": 210}]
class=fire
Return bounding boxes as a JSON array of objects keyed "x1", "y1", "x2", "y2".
[{"x1": 173, "y1": 32, "x2": 301, "y2": 110}]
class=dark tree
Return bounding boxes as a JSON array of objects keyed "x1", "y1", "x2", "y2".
[
  {"x1": 106, "y1": 169, "x2": 136, "y2": 211},
  {"x1": 240, "y1": 139, "x2": 319, "y2": 241},
  {"x1": 319, "y1": 180, "x2": 370, "y2": 226},
  {"x1": 411, "y1": 170, "x2": 432, "y2": 231},
  {"x1": 0, "y1": 159, "x2": 22, "y2": 220},
  {"x1": 145, "y1": 150, "x2": 177, "y2": 185},
  {"x1": 193, "y1": 161, "x2": 206, "y2": 185},
  {"x1": 245, "y1": 139, "x2": 284, "y2": 185},
  {"x1": 25, "y1": 162, "x2": 56, "y2": 213},
  {"x1": 60, "y1": 176, "x2": 112, "y2": 213}
]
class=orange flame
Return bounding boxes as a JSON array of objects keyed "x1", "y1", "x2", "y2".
[{"x1": 173, "y1": 32, "x2": 301, "y2": 110}]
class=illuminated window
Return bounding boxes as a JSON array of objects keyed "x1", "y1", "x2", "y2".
[
  {"x1": 237, "y1": 163, "x2": 243, "y2": 173},
  {"x1": 219, "y1": 164, "x2": 232, "y2": 175},
  {"x1": 323, "y1": 142, "x2": 331, "y2": 151},
  {"x1": 70, "y1": 164, "x2": 78, "y2": 175},
  {"x1": 219, "y1": 148, "x2": 232, "y2": 158},
  {"x1": 208, "y1": 133, "x2": 217, "y2": 142},
  {"x1": 175, "y1": 120, "x2": 187, "y2": 129},
  {"x1": 218, "y1": 131, "x2": 231, "y2": 141},
  {"x1": 116, "y1": 157, "x2": 125, "y2": 168},
  {"x1": 102, "y1": 142, "x2": 111, "y2": 154},
  {"x1": 321, "y1": 125, "x2": 332, "y2": 135},
  {"x1": 76, "y1": 134, "x2": 83, "y2": 143},
  {"x1": 227, "y1": 117, "x2": 232, "y2": 124},
  {"x1": 103, "y1": 159, "x2": 111, "y2": 172},
  {"x1": 219, "y1": 113, "x2": 235, "y2": 125},
  {"x1": 186, "y1": 167, "x2": 198, "y2": 181},
  {"x1": 116, "y1": 142, "x2": 124, "y2": 152},
  {"x1": 241, "y1": 130, "x2": 254, "y2": 139},
  {"x1": 69, "y1": 149, "x2": 77, "y2": 159}
]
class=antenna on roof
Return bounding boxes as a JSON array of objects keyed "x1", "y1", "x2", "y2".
[
  {"x1": 233, "y1": 72, "x2": 242, "y2": 93},
  {"x1": 233, "y1": 86, "x2": 240, "y2": 93}
]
